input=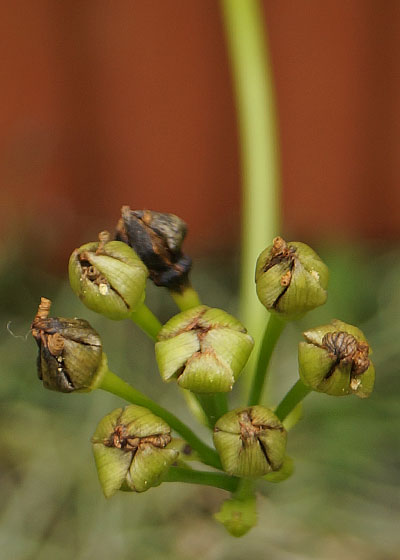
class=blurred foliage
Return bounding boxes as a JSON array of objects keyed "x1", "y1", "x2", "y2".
[{"x1": 1, "y1": 243, "x2": 400, "y2": 559}]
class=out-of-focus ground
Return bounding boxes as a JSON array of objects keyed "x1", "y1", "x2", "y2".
[{"x1": 1, "y1": 243, "x2": 399, "y2": 560}]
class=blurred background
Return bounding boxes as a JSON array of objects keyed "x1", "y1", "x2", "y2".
[{"x1": 1, "y1": 1, "x2": 400, "y2": 559}]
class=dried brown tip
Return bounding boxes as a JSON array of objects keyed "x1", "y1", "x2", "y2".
[
  {"x1": 105, "y1": 423, "x2": 171, "y2": 451},
  {"x1": 280, "y1": 270, "x2": 292, "y2": 287},
  {"x1": 322, "y1": 331, "x2": 370, "y2": 376},
  {"x1": 34, "y1": 297, "x2": 51, "y2": 322},
  {"x1": 352, "y1": 341, "x2": 370, "y2": 376},
  {"x1": 271, "y1": 236, "x2": 289, "y2": 257},
  {"x1": 263, "y1": 237, "x2": 295, "y2": 274},
  {"x1": 31, "y1": 297, "x2": 52, "y2": 337},
  {"x1": 115, "y1": 216, "x2": 129, "y2": 243},
  {"x1": 96, "y1": 230, "x2": 111, "y2": 254},
  {"x1": 46, "y1": 332, "x2": 65, "y2": 357}
]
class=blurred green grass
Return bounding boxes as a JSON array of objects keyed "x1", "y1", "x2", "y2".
[{"x1": 1, "y1": 243, "x2": 399, "y2": 559}]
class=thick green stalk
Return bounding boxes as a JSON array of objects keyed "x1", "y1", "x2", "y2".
[
  {"x1": 221, "y1": 0, "x2": 281, "y2": 342},
  {"x1": 275, "y1": 379, "x2": 311, "y2": 421},
  {"x1": 248, "y1": 314, "x2": 286, "y2": 405},
  {"x1": 170, "y1": 285, "x2": 201, "y2": 311},
  {"x1": 180, "y1": 388, "x2": 209, "y2": 427},
  {"x1": 99, "y1": 370, "x2": 222, "y2": 470},
  {"x1": 129, "y1": 303, "x2": 162, "y2": 341},
  {"x1": 234, "y1": 477, "x2": 255, "y2": 500},
  {"x1": 195, "y1": 393, "x2": 229, "y2": 428},
  {"x1": 164, "y1": 467, "x2": 240, "y2": 492}
]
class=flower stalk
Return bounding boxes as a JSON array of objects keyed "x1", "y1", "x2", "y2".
[
  {"x1": 170, "y1": 285, "x2": 202, "y2": 311},
  {"x1": 221, "y1": 0, "x2": 280, "y2": 344},
  {"x1": 129, "y1": 303, "x2": 162, "y2": 341},
  {"x1": 274, "y1": 379, "x2": 311, "y2": 422},
  {"x1": 163, "y1": 466, "x2": 239, "y2": 492},
  {"x1": 248, "y1": 313, "x2": 286, "y2": 406},
  {"x1": 195, "y1": 393, "x2": 229, "y2": 428}
]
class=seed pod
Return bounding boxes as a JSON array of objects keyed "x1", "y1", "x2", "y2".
[
  {"x1": 155, "y1": 305, "x2": 254, "y2": 393},
  {"x1": 214, "y1": 495, "x2": 257, "y2": 537},
  {"x1": 69, "y1": 231, "x2": 148, "y2": 320},
  {"x1": 298, "y1": 319, "x2": 375, "y2": 398},
  {"x1": 91, "y1": 405, "x2": 178, "y2": 498},
  {"x1": 115, "y1": 207, "x2": 192, "y2": 292},
  {"x1": 165, "y1": 439, "x2": 200, "y2": 464},
  {"x1": 213, "y1": 406, "x2": 287, "y2": 477},
  {"x1": 255, "y1": 237, "x2": 329, "y2": 320},
  {"x1": 31, "y1": 297, "x2": 107, "y2": 393},
  {"x1": 263, "y1": 455, "x2": 294, "y2": 483}
]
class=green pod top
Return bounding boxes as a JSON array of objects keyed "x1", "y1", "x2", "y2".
[
  {"x1": 155, "y1": 305, "x2": 254, "y2": 393},
  {"x1": 214, "y1": 495, "x2": 257, "y2": 538},
  {"x1": 255, "y1": 237, "x2": 329, "y2": 320},
  {"x1": 298, "y1": 319, "x2": 375, "y2": 398},
  {"x1": 92, "y1": 405, "x2": 178, "y2": 498},
  {"x1": 213, "y1": 406, "x2": 287, "y2": 478},
  {"x1": 69, "y1": 232, "x2": 148, "y2": 320}
]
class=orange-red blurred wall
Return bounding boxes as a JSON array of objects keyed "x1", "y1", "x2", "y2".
[{"x1": 1, "y1": 1, "x2": 400, "y2": 263}]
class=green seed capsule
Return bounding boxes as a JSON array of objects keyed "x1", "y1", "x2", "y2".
[
  {"x1": 214, "y1": 495, "x2": 257, "y2": 537},
  {"x1": 298, "y1": 319, "x2": 375, "y2": 398},
  {"x1": 213, "y1": 406, "x2": 287, "y2": 477},
  {"x1": 255, "y1": 237, "x2": 329, "y2": 320},
  {"x1": 155, "y1": 305, "x2": 254, "y2": 393},
  {"x1": 31, "y1": 297, "x2": 107, "y2": 393},
  {"x1": 92, "y1": 405, "x2": 178, "y2": 498},
  {"x1": 263, "y1": 455, "x2": 294, "y2": 483},
  {"x1": 69, "y1": 231, "x2": 148, "y2": 320}
]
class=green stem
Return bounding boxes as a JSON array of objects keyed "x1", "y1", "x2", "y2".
[
  {"x1": 248, "y1": 314, "x2": 286, "y2": 405},
  {"x1": 221, "y1": 0, "x2": 281, "y2": 346},
  {"x1": 99, "y1": 370, "x2": 222, "y2": 470},
  {"x1": 195, "y1": 393, "x2": 229, "y2": 428},
  {"x1": 180, "y1": 388, "x2": 209, "y2": 427},
  {"x1": 164, "y1": 466, "x2": 240, "y2": 492},
  {"x1": 234, "y1": 477, "x2": 255, "y2": 500},
  {"x1": 170, "y1": 285, "x2": 201, "y2": 311},
  {"x1": 129, "y1": 303, "x2": 162, "y2": 341},
  {"x1": 275, "y1": 379, "x2": 311, "y2": 421}
]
